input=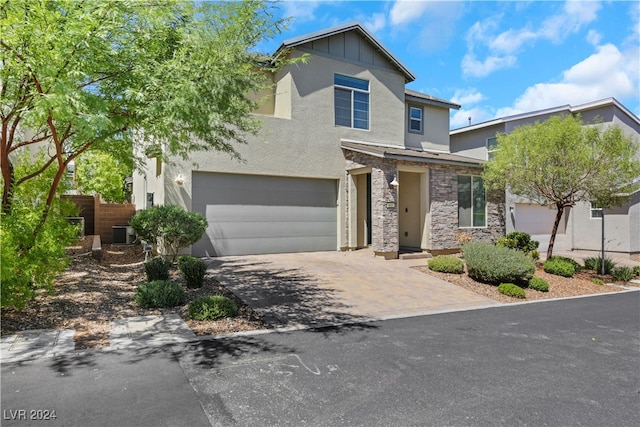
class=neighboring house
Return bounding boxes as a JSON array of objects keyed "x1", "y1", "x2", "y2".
[
  {"x1": 450, "y1": 98, "x2": 640, "y2": 256},
  {"x1": 132, "y1": 22, "x2": 504, "y2": 258}
]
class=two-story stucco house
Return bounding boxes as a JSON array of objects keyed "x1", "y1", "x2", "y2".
[
  {"x1": 450, "y1": 98, "x2": 640, "y2": 256},
  {"x1": 132, "y1": 22, "x2": 505, "y2": 259}
]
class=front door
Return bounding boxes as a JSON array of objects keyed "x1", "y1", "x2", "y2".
[{"x1": 399, "y1": 171, "x2": 421, "y2": 248}]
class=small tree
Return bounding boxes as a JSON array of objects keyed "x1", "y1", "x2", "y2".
[
  {"x1": 74, "y1": 152, "x2": 130, "y2": 203},
  {"x1": 130, "y1": 205, "x2": 207, "y2": 262},
  {"x1": 484, "y1": 115, "x2": 640, "y2": 259}
]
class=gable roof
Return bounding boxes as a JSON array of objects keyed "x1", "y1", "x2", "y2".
[
  {"x1": 405, "y1": 89, "x2": 461, "y2": 110},
  {"x1": 451, "y1": 97, "x2": 640, "y2": 134},
  {"x1": 273, "y1": 21, "x2": 416, "y2": 83}
]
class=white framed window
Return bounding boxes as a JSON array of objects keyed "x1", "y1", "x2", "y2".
[
  {"x1": 334, "y1": 74, "x2": 369, "y2": 130},
  {"x1": 408, "y1": 106, "x2": 423, "y2": 133},
  {"x1": 487, "y1": 137, "x2": 498, "y2": 161},
  {"x1": 590, "y1": 202, "x2": 603, "y2": 218},
  {"x1": 458, "y1": 175, "x2": 486, "y2": 227}
]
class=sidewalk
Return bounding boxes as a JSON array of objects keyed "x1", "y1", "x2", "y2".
[{"x1": 0, "y1": 314, "x2": 197, "y2": 364}]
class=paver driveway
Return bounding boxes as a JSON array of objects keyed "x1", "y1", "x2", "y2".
[{"x1": 206, "y1": 249, "x2": 499, "y2": 328}]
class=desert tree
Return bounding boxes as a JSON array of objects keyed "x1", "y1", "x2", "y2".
[{"x1": 483, "y1": 114, "x2": 640, "y2": 259}]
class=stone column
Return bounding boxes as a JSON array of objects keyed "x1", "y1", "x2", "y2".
[{"x1": 371, "y1": 165, "x2": 399, "y2": 259}]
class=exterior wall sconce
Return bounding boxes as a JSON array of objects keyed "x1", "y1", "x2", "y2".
[
  {"x1": 174, "y1": 174, "x2": 185, "y2": 186},
  {"x1": 389, "y1": 175, "x2": 399, "y2": 188}
]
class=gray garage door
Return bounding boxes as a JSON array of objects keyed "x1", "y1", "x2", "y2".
[{"x1": 192, "y1": 172, "x2": 338, "y2": 256}]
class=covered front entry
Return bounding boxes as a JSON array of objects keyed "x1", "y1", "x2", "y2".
[
  {"x1": 398, "y1": 170, "x2": 429, "y2": 250},
  {"x1": 192, "y1": 172, "x2": 338, "y2": 256}
]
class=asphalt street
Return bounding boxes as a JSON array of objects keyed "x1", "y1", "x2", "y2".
[{"x1": 2, "y1": 292, "x2": 639, "y2": 426}]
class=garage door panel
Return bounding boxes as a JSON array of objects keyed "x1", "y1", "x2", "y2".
[
  {"x1": 192, "y1": 173, "x2": 338, "y2": 256},
  {"x1": 514, "y1": 203, "x2": 565, "y2": 235}
]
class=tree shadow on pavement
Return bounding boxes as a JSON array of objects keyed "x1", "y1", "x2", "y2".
[{"x1": 207, "y1": 257, "x2": 375, "y2": 329}]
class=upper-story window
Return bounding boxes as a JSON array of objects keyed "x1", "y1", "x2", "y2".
[
  {"x1": 408, "y1": 106, "x2": 423, "y2": 133},
  {"x1": 590, "y1": 202, "x2": 603, "y2": 218},
  {"x1": 487, "y1": 137, "x2": 498, "y2": 161},
  {"x1": 334, "y1": 74, "x2": 369, "y2": 130}
]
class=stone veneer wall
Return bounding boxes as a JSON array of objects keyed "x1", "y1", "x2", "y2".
[
  {"x1": 429, "y1": 164, "x2": 505, "y2": 250},
  {"x1": 344, "y1": 151, "x2": 505, "y2": 255},
  {"x1": 344, "y1": 151, "x2": 399, "y2": 255}
]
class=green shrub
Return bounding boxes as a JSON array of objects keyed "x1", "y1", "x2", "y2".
[
  {"x1": 528, "y1": 276, "x2": 549, "y2": 292},
  {"x1": 177, "y1": 256, "x2": 207, "y2": 288},
  {"x1": 543, "y1": 258, "x2": 575, "y2": 278},
  {"x1": 498, "y1": 283, "x2": 526, "y2": 299},
  {"x1": 496, "y1": 232, "x2": 540, "y2": 260},
  {"x1": 612, "y1": 267, "x2": 635, "y2": 283},
  {"x1": 548, "y1": 256, "x2": 582, "y2": 272},
  {"x1": 135, "y1": 280, "x2": 185, "y2": 308},
  {"x1": 592, "y1": 278, "x2": 605, "y2": 286},
  {"x1": 583, "y1": 256, "x2": 616, "y2": 274},
  {"x1": 130, "y1": 205, "x2": 207, "y2": 261},
  {"x1": 428, "y1": 255, "x2": 464, "y2": 274},
  {"x1": 144, "y1": 257, "x2": 171, "y2": 281},
  {"x1": 462, "y1": 242, "x2": 536, "y2": 284},
  {"x1": 189, "y1": 295, "x2": 238, "y2": 320},
  {"x1": 633, "y1": 266, "x2": 640, "y2": 277}
]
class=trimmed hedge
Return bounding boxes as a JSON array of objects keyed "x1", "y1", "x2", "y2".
[
  {"x1": 428, "y1": 255, "x2": 464, "y2": 274},
  {"x1": 498, "y1": 283, "x2": 526, "y2": 299},
  {"x1": 177, "y1": 256, "x2": 206, "y2": 289},
  {"x1": 543, "y1": 257, "x2": 575, "y2": 278},
  {"x1": 189, "y1": 295, "x2": 238, "y2": 320},
  {"x1": 144, "y1": 257, "x2": 171, "y2": 281},
  {"x1": 528, "y1": 276, "x2": 549, "y2": 292},
  {"x1": 135, "y1": 280, "x2": 185, "y2": 308},
  {"x1": 462, "y1": 242, "x2": 535, "y2": 284}
]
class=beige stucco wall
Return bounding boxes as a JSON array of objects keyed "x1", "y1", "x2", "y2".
[
  {"x1": 404, "y1": 104, "x2": 452, "y2": 152},
  {"x1": 133, "y1": 44, "x2": 410, "y2": 252}
]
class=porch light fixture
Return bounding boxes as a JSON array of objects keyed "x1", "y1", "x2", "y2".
[
  {"x1": 174, "y1": 174, "x2": 185, "y2": 186},
  {"x1": 389, "y1": 175, "x2": 399, "y2": 188}
]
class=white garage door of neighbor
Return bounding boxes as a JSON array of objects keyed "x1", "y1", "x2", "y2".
[
  {"x1": 192, "y1": 172, "x2": 338, "y2": 256},
  {"x1": 514, "y1": 203, "x2": 565, "y2": 235}
]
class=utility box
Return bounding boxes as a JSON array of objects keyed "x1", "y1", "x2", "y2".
[{"x1": 112, "y1": 226, "x2": 128, "y2": 244}]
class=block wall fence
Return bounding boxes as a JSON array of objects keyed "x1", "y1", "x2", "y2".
[{"x1": 65, "y1": 195, "x2": 136, "y2": 244}]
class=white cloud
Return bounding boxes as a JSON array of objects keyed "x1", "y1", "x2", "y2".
[
  {"x1": 463, "y1": 0, "x2": 602, "y2": 78},
  {"x1": 541, "y1": 0, "x2": 601, "y2": 41},
  {"x1": 389, "y1": 0, "x2": 431, "y2": 26},
  {"x1": 360, "y1": 12, "x2": 386, "y2": 34},
  {"x1": 281, "y1": 1, "x2": 320, "y2": 24},
  {"x1": 450, "y1": 88, "x2": 485, "y2": 106},
  {"x1": 451, "y1": 107, "x2": 493, "y2": 128},
  {"x1": 496, "y1": 43, "x2": 638, "y2": 116},
  {"x1": 586, "y1": 29, "x2": 601, "y2": 46},
  {"x1": 461, "y1": 53, "x2": 517, "y2": 78},
  {"x1": 389, "y1": 1, "x2": 465, "y2": 51}
]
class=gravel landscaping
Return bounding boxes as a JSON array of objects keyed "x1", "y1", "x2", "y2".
[{"x1": 2, "y1": 237, "x2": 637, "y2": 349}]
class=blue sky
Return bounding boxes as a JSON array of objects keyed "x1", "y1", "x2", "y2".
[{"x1": 259, "y1": 0, "x2": 639, "y2": 129}]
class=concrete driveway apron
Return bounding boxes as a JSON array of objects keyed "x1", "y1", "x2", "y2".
[{"x1": 207, "y1": 250, "x2": 498, "y2": 328}]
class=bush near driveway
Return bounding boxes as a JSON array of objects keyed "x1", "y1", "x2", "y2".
[
  {"x1": 189, "y1": 295, "x2": 238, "y2": 320},
  {"x1": 498, "y1": 283, "x2": 526, "y2": 299},
  {"x1": 177, "y1": 256, "x2": 207, "y2": 288},
  {"x1": 135, "y1": 280, "x2": 185, "y2": 309},
  {"x1": 528, "y1": 276, "x2": 549, "y2": 292},
  {"x1": 611, "y1": 267, "x2": 635, "y2": 283},
  {"x1": 543, "y1": 257, "x2": 576, "y2": 278},
  {"x1": 584, "y1": 256, "x2": 616, "y2": 274},
  {"x1": 462, "y1": 242, "x2": 536, "y2": 285},
  {"x1": 496, "y1": 231, "x2": 540, "y2": 260},
  {"x1": 428, "y1": 255, "x2": 464, "y2": 274},
  {"x1": 144, "y1": 257, "x2": 172, "y2": 281}
]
